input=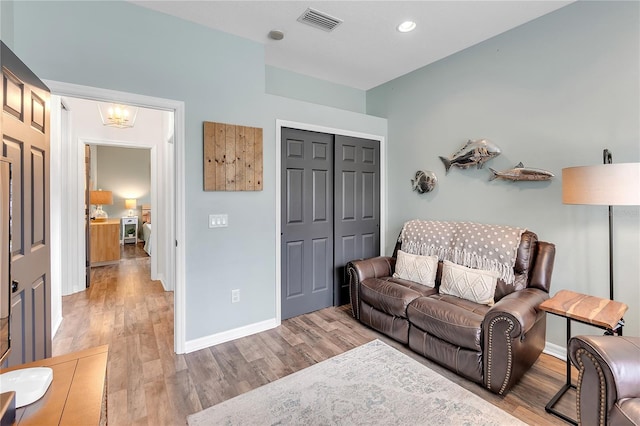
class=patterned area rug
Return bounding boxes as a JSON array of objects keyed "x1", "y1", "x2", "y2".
[{"x1": 187, "y1": 340, "x2": 526, "y2": 425}]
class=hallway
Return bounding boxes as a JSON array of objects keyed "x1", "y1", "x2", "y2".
[{"x1": 52, "y1": 244, "x2": 185, "y2": 424}]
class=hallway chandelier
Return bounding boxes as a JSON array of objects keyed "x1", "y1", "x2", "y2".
[{"x1": 97, "y1": 103, "x2": 138, "y2": 129}]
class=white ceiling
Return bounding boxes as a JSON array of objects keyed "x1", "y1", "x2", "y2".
[{"x1": 130, "y1": 1, "x2": 574, "y2": 90}]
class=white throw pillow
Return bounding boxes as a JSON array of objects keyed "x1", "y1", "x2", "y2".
[
  {"x1": 439, "y1": 260, "x2": 500, "y2": 306},
  {"x1": 393, "y1": 250, "x2": 438, "y2": 287}
]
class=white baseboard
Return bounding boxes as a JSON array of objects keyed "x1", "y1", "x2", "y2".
[
  {"x1": 184, "y1": 318, "x2": 279, "y2": 354},
  {"x1": 543, "y1": 341, "x2": 565, "y2": 360},
  {"x1": 157, "y1": 273, "x2": 167, "y2": 291}
]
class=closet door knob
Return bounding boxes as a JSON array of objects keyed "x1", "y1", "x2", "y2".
[{"x1": 11, "y1": 280, "x2": 18, "y2": 293}]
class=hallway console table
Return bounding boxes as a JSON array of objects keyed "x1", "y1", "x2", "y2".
[{"x1": 90, "y1": 219, "x2": 120, "y2": 266}]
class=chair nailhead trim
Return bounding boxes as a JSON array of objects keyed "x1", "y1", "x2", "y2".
[{"x1": 574, "y1": 348, "x2": 607, "y2": 426}]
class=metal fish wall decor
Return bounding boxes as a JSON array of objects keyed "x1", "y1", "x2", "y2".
[
  {"x1": 411, "y1": 170, "x2": 437, "y2": 193},
  {"x1": 439, "y1": 139, "x2": 501, "y2": 174},
  {"x1": 488, "y1": 162, "x2": 554, "y2": 181}
]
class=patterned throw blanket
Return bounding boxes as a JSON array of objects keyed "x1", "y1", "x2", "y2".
[{"x1": 399, "y1": 220, "x2": 526, "y2": 285}]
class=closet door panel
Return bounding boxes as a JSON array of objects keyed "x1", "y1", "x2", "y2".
[
  {"x1": 281, "y1": 128, "x2": 334, "y2": 320},
  {"x1": 334, "y1": 135, "x2": 380, "y2": 306}
]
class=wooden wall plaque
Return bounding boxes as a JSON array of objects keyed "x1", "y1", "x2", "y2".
[{"x1": 203, "y1": 121, "x2": 263, "y2": 191}]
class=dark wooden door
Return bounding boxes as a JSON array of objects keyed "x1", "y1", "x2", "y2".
[
  {"x1": 1, "y1": 42, "x2": 51, "y2": 365},
  {"x1": 281, "y1": 128, "x2": 334, "y2": 320},
  {"x1": 281, "y1": 128, "x2": 381, "y2": 319},
  {"x1": 333, "y1": 135, "x2": 380, "y2": 305}
]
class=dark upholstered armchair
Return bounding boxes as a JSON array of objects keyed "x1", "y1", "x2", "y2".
[{"x1": 568, "y1": 335, "x2": 640, "y2": 426}]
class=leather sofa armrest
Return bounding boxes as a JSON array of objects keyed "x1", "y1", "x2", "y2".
[
  {"x1": 528, "y1": 241, "x2": 555, "y2": 292},
  {"x1": 485, "y1": 288, "x2": 549, "y2": 338},
  {"x1": 483, "y1": 288, "x2": 549, "y2": 394},
  {"x1": 348, "y1": 256, "x2": 395, "y2": 282},
  {"x1": 569, "y1": 335, "x2": 640, "y2": 425},
  {"x1": 346, "y1": 256, "x2": 395, "y2": 319}
]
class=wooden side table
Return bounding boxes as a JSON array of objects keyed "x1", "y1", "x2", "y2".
[
  {"x1": 539, "y1": 290, "x2": 628, "y2": 425},
  {"x1": 0, "y1": 345, "x2": 108, "y2": 425}
]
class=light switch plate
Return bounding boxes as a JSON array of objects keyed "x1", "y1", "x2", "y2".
[{"x1": 209, "y1": 214, "x2": 228, "y2": 228}]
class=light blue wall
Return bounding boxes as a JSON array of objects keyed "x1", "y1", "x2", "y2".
[
  {"x1": 266, "y1": 66, "x2": 366, "y2": 113},
  {"x1": 0, "y1": 0, "x2": 14, "y2": 48},
  {"x1": 367, "y1": 0, "x2": 639, "y2": 344},
  {"x1": 9, "y1": 1, "x2": 386, "y2": 342}
]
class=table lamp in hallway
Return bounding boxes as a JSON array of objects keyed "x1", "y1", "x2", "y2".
[
  {"x1": 125, "y1": 198, "x2": 137, "y2": 217},
  {"x1": 90, "y1": 189, "x2": 113, "y2": 222}
]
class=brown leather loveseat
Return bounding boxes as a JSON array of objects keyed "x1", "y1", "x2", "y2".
[{"x1": 347, "y1": 220, "x2": 556, "y2": 395}]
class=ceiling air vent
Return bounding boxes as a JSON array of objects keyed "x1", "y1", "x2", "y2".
[{"x1": 297, "y1": 7, "x2": 342, "y2": 32}]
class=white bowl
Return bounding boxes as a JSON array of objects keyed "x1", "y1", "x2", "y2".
[{"x1": 0, "y1": 367, "x2": 53, "y2": 407}]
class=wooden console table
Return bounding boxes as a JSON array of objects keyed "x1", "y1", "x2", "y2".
[
  {"x1": 539, "y1": 290, "x2": 627, "y2": 425},
  {"x1": 0, "y1": 345, "x2": 108, "y2": 425},
  {"x1": 90, "y1": 219, "x2": 121, "y2": 266}
]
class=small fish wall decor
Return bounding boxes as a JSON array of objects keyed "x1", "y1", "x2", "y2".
[
  {"x1": 411, "y1": 170, "x2": 437, "y2": 194},
  {"x1": 439, "y1": 139, "x2": 501, "y2": 174},
  {"x1": 488, "y1": 162, "x2": 554, "y2": 181}
]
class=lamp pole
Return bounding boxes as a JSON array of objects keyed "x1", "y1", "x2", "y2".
[
  {"x1": 603, "y1": 149, "x2": 624, "y2": 336},
  {"x1": 603, "y1": 149, "x2": 613, "y2": 301}
]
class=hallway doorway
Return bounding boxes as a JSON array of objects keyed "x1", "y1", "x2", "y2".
[
  {"x1": 47, "y1": 80, "x2": 187, "y2": 353},
  {"x1": 85, "y1": 143, "x2": 152, "y2": 287}
]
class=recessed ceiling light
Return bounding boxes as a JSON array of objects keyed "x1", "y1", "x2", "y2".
[{"x1": 397, "y1": 21, "x2": 416, "y2": 33}]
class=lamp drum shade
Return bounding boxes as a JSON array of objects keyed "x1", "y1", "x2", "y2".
[
  {"x1": 562, "y1": 163, "x2": 640, "y2": 206},
  {"x1": 89, "y1": 190, "x2": 113, "y2": 206},
  {"x1": 125, "y1": 199, "x2": 137, "y2": 209}
]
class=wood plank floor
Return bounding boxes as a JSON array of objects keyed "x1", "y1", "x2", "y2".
[{"x1": 53, "y1": 244, "x2": 576, "y2": 425}]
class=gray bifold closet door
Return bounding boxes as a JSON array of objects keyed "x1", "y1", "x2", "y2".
[{"x1": 281, "y1": 128, "x2": 379, "y2": 320}]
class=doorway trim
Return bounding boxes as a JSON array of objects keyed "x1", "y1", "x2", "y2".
[
  {"x1": 45, "y1": 80, "x2": 187, "y2": 354},
  {"x1": 275, "y1": 119, "x2": 386, "y2": 323}
]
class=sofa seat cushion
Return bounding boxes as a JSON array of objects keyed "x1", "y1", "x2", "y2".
[
  {"x1": 407, "y1": 294, "x2": 490, "y2": 352},
  {"x1": 612, "y1": 398, "x2": 640, "y2": 426},
  {"x1": 360, "y1": 277, "x2": 435, "y2": 318}
]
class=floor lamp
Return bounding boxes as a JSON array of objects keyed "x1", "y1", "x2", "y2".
[{"x1": 562, "y1": 149, "x2": 640, "y2": 301}]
